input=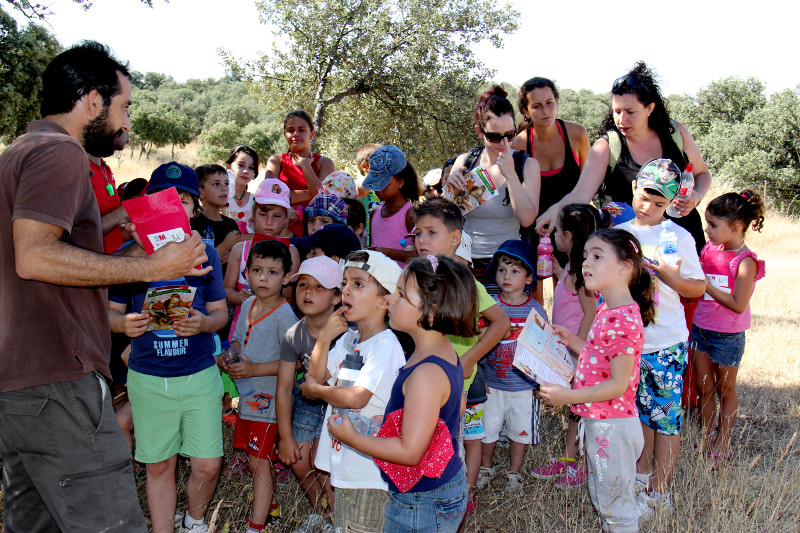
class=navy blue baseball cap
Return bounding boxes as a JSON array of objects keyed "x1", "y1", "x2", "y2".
[
  {"x1": 486, "y1": 239, "x2": 538, "y2": 288},
  {"x1": 290, "y1": 223, "x2": 362, "y2": 260},
  {"x1": 363, "y1": 145, "x2": 407, "y2": 191},
  {"x1": 147, "y1": 162, "x2": 200, "y2": 196}
]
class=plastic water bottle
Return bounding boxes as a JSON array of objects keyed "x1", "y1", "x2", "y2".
[
  {"x1": 220, "y1": 340, "x2": 241, "y2": 366},
  {"x1": 223, "y1": 342, "x2": 255, "y2": 396},
  {"x1": 202, "y1": 225, "x2": 215, "y2": 247},
  {"x1": 332, "y1": 329, "x2": 362, "y2": 418},
  {"x1": 659, "y1": 220, "x2": 679, "y2": 267},
  {"x1": 340, "y1": 412, "x2": 382, "y2": 436},
  {"x1": 537, "y1": 236, "x2": 554, "y2": 278},
  {"x1": 399, "y1": 234, "x2": 415, "y2": 252},
  {"x1": 666, "y1": 164, "x2": 694, "y2": 218}
]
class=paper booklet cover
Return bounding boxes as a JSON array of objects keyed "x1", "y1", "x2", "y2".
[
  {"x1": 442, "y1": 166, "x2": 499, "y2": 215},
  {"x1": 512, "y1": 308, "x2": 576, "y2": 388},
  {"x1": 123, "y1": 188, "x2": 192, "y2": 255},
  {"x1": 142, "y1": 285, "x2": 197, "y2": 331}
]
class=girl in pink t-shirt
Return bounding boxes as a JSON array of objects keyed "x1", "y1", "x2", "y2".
[
  {"x1": 539, "y1": 228, "x2": 654, "y2": 533},
  {"x1": 692, "y1": 190, "x2": 766, "y2": 464},
  {"x1": 532, "y1": 203, "x2": 609, "y2": 487}
]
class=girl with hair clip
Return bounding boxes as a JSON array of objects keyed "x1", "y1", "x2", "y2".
[
  {"x1": 535, "y1": 62, "x2": 711, "y2": 255},
  {"x1": 227, "y1": 144, "x2": 261, "y2": 233},
  {"x1": 328, "y1": 255, "x2": 479, "y2": 533},
  {"x1": 266, "y1": 110, "x2": 335, "y2": 236},
  {"x1": 444, "y1": 85, "x2": 541, "y2": 296},
  {"x1": 531, "y1": 203, "x2": 610, "y2": 488},
  {"x1": 538, "y1": 228, "x2": 654, "y2": 533},
  {"x1": 692, "y1": 190, "x2": 766, "y2": 466}
]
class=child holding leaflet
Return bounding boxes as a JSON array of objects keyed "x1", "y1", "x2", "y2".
[
  {"x1": 478, "y1": 240, "x2": 547, "y2": 495},
  {"x1": 300, "y1": 251, "x2": 405, "y2": 533},
  {"x1": 692, "y1": 190, "x2": 766, "y2": 464},
  {"x1": 616, "y1": 159, "x2": 706, "y2": 517},
  {"x1": 329, "y1": 255, "x2": 479, "y2": 533},
  {"x1": 539, "y1": 228, "x2": 654, "y2": 533},
  {"x1": 276, "y1": 256, "x2": 343, "y2": 532},
  {"x1": 108, "y1": 163, "x2": 227, "y2": 533},
  {"x1": 224, "y1": 239, "x2": 298, "y2": 533},
  {"x1": 531, "y1": 203, "x2": 607, "y2": 488}
]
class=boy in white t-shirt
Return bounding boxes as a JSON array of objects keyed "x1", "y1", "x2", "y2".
[
  {"x1": 616, "y1": 159, "x2": 705, "y2": 518},
  {"x1": 300, "y1": 250, "x2": 404, "y2": 533}
]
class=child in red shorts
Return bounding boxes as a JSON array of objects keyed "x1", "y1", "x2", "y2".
[{"x1": 223, "y1": 239, "x2": 299, "y2": 533}]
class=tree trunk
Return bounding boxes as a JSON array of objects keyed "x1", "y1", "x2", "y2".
[{"x1": 312, "y1": 79, "x2": 329, "y2": 139}]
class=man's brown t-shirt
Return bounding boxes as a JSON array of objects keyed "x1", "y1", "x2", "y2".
[{"x1": 0, "y1": 120, "x2": 111, "y2": 392}]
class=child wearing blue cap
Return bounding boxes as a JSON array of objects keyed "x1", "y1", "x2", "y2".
[
  {"x1": 362, "y1": 145, "x2": 420, "y2": 267},
  {"x1": 475, "y1": 239, "x2": 548, "y2": 496},
  {"x1": 108, "y1": 162, "x2": 228, "y2": 533}
]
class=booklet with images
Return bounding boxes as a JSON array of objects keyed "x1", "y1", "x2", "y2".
[
  {"x1": 142, "y1": 285, "x2": 197, "y2": 331},
  {"x1": 123, "y1": 188, "x2": 192, "y2": 255},
  {"x1": 512, "y1": 308, "x2": 576, "y2": 388},
  {"x1": 442, "y1": 166, "x2": 499, "y2": 215}
]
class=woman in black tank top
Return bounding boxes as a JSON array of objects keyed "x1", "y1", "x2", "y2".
[
  {"x1": 534, "y1": 62, "x2": 712, "y2": 253},
  {"x1": 512, "y1": 78, "x2": 590, "y2": 219}
]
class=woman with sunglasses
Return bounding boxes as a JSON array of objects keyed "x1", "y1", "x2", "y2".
[
  {"x1": 445, "y1": 85, "x2": 540, "y2": 293},
  {"x1": 534, "y1": 62, "x2": 711, "y2": 252}
]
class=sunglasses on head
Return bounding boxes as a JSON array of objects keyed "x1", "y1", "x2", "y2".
[
  {"x1": 612, "y1": 75, "x2": 650, "y2": 95},
  {"x1": 480, "y1": 126, "x2": 516, "y2": 144}
]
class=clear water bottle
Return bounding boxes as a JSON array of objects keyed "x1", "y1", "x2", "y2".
[
  {"x1": 223, "y1": 342, "x2": 255, "y2": 396},
  {"x1": 659, "y1": 220, "x2": 679, "y2": 267},
  {"x1": 202, "y1": 225, "x2": 215, "y2": 247},
  {"x1": 332, "y1": 329, "x2": 361, "y2": 418},
  {"x1": 399, "y1": 234, "x2": 415, "y2": 252},
  {"x1": 338, "y1": 412, "x2": 382, "y2": 436},
  {"x1": 666, "y1": 163, "x2": 694, "y2": 218},
  {"x1": 537, "y1": 235, "x2": 554, "y2": 278}
]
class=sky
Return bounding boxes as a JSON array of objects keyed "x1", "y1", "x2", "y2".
[{"x1": 11, "y1": 0, "x2": 795, "y2": 97}]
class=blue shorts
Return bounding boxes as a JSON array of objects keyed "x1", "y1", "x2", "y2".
[
  {"x1": 636, "y1": 342, "x2": 687, "y2": 436},
  {"x1": 384, "y1": 467, "x2": 467, "y2": 533},
  {"x1": 291, "y1": 378, "x2": 326, "y2": 443},
  {"x1": 691, "y1": 325, "x2": 745, "y2": 367}
]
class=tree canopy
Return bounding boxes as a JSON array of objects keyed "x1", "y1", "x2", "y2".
[{"x1": 225, "y1": 0, "x2": 518, "y2": 169}]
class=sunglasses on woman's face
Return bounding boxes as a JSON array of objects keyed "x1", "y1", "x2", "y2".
[
  {"x1": 612, "y1": 75, "x2": 650, "y2": 95},
  {"x1": 480, "y1": 126, "x2": 516, "y2": 144}
]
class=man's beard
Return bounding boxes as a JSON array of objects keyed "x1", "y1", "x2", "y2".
[{"x1": 83, "y1": 107, "x2": 122, "y2": 158}]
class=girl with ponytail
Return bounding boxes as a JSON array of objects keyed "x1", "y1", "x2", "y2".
[
  {"x1": 530, "y1": 203, "x2": 611, "y2": 487},
  {"x1": 538, "y1": 228, "x2": 652, "y2": 533},
  {"x1": 692, "y1": 189, "x2": 766, "y2": 465}
]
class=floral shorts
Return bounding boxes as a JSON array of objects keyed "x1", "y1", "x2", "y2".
[{"x1": 636, "y1": 342, "x2": 687, "y2": 436}]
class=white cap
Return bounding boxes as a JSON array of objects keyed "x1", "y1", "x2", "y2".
[
  {"x1": 423, "y1": 168, "x2": 443, "y2": 187},
  {"x1": 343, "y1": 250, "x2": 402, "y2": 294}
]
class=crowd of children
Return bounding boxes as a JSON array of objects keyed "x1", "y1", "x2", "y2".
[{"x1": 104, "y1": 110, "x2": 765, "y2": 533}]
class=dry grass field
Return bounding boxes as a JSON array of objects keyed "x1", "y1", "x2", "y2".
[{"x1": 2, "y1": 146, "x2": 798, "y2": 532}]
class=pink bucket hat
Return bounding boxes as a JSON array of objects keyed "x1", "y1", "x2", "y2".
[{"x1": 254, "y1": 178, "x2": 291, "y2": 209}]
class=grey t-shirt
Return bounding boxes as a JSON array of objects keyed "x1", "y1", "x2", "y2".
[
  {"x1": 280, "y1": 317, "x2": 317, "y2": 377},
  {"x1": 233, "y1": 298, "x2": 298, "y2": 423}
]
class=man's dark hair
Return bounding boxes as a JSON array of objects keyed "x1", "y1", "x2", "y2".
[{"x1": 41, "y1": 41, "x2": 131, "y2": 117}]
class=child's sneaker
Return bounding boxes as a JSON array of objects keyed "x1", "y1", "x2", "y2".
[
  {"x1": 637, "y1": 490, "x2": 673, "y2": 522},
  {"x1": 504, "y1": 471, "x2": 524, "y2": 495},
  {"x1": 554, "y1": 465, "x2": 587, "y2": 489},
  {"x1": 180, "y1": 524, "x2": 209, "y2": 533},
  {"x1": 474, "y1": 465, "x2": 498, "y2": 491},
  {"x1": 293, "y1": 513, "x2": 325, "y2": 533},
  {"x1": 530, "y1": 457, "x2": 572, "y2": 479}
]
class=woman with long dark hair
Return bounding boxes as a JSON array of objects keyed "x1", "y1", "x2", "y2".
[{"x1": 535, "y1": 62, "x2": 711, "y2": 252}]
